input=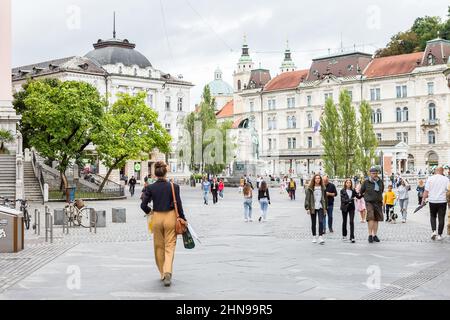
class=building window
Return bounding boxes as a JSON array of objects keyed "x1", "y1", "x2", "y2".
[
  {"x1": 165, "y1": 97, "x2": 171, "y2": 111},
  {"x1": 238, "y1": 80, "x2": 241, "y2": 91},
  {"x1": 268, "y1": 138, "x2": 272, "y2": 151},
  {"x1": 428, "y1": 131, "x2": 436, "y2": 144},
  {"x1": 268, "y1": 99, "x2": 276, "y2": 110},
  {"x1": 427, "y1": 82, "x2": 434, "y2": 95},
  {"x1": 177, "y1": 97, "x2": 183, "y2": 111},
  {"x1": 324, "y1": 92, "x2": 333, "y2": 102},
  {"x1": 403, "y1": 107, "x2": 409, "y2": 122},
  {"x1": 403, "y1": 132, "x2": 408, "y2": 144},
  {"x1": 375, "y1": 109, "x2": 382, "y2": 123},
  {"x1": 165, "y1": 123, "x2": 171, "y2": 134},
  {"x1": 292, "y1": 116, "x2": 297, "y2": 129},
  {"x1": 307, "y1": 112, "x2": 313, "y2": 128},
  {"x1": 307, "y1": 137, "x2": 313, "y2": 149},
  {"x1": 348, "y1": 90, "x2": 353, "y2": 101},
  {"x1": 396, "y1": 132, "x2": 402, "y2": 141},
  {"x1": 428, "y1": 103, "x2": 436, "y2": 121},
  {"x1": 307, "y1": 95, "x2": 312, "y2": 107},
  {"x1": 287, "y1": 97, "x2": 295, "y2": 109},
  {"x1": 370, "y1": 88, "x2": 381, "y2": 101},
  {"x1": 288, "y1": 138, "x2": 292, "y2": 150},
  {"x1": 287, "y1": 138, "x2": 297, "y2": 150},
  {"x1": 250, "y1": 101, "x2": 254, "y2": 112},
  {"x1": 428, "y1": 54, "x2": 435, "y2": 66},
  {"x1": 376, "y1": 133, "x2": 382, "y2": 141},
  {"x1": 396, "y1": 108, "x2": 402, "y2": 122},
  {"x1": 396, "y1": 85, "x2": 407, "y2": 98},
  {"x1": 287, "y1": 116, "x2": 292, "y2": 129},
  {"x1": 147, "y1": 93, "x2": 153, "y2": 106}
]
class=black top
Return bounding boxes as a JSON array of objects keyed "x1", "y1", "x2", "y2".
[
  {"x1": 258, "y1": 189, "x2": 271, "y2": 201},
  {"x1": 325, "y1": 183, "x2": 338, "y2": 205},
  {"x1": 140, "y1": 179, "x2": 185, "y2": 220},
  {"x1": 340, "y1": 188, "x2": 357, "y2": 212},
  {"x1": 360, "y1": 178, "x2": 384, "y2": 203},
  {"x1": 211, "y1": 182, "x2": 219, "y2": 192},
  {"x1": 129, "y1": 178, "x2": 137, "y2": 186}
]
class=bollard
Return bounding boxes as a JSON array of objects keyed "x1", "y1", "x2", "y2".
[
  {"x1": 89, "y1": 209, "x2": 97, "y2": 234},
  {"x1": 50, "y1": 214, "x2": 53, "y2": 244},
  {"x1": 62, "y1": 208, "x2": 69, "y2": 235}
]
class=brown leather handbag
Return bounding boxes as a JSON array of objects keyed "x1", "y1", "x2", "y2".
[{"x1": 171, "y1": 182, "x2": 187, "y2": 235}]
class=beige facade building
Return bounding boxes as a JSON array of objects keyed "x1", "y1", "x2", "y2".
[{"x1": 216, "y1": 38, "x2": 450, "y2": 177}]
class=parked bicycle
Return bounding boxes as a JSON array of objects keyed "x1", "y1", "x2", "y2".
[
  {"x1": 64, "y1": 199, "x2": 96, "y2": 228},
  {"x1": 0, "y1": 197, "x2": 31, "y2": 230}
]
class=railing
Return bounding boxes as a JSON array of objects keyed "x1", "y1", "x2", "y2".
[
  {"x1": 80, "y1": 172, "x2": 125, "y2": 197},
  {"x1": 31, "y1": 148, "x2": 46, "y2": 203},
  {"x1": 48, "y1": 188, "x2": 125, "y2": 200}
]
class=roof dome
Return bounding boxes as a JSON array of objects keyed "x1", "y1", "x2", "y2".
[
  {"x1": 85, "y1": 38, "x2": 152, "y2": 68},
  {"x1": 208, "y1": 68, "x2": 233, "y2": 96}
]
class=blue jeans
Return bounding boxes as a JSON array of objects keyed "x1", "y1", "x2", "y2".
[
  {"x1": 203, "y1": 191, "x2": 209, "y2": 204},
  {"x1": 244, "y1": 199, "x2": 253, "y2": 219},
  {"x1": 259, "y1": 199, "x2": 269, "y2": 219},
  {"x1": 324, "y1": 205, "x2": 334, "y2": 231},
  {"x1": 311, "y1": 209, "x2": 326, "y2": 236}
]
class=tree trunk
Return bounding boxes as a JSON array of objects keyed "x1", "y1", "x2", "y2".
[{"x1": 98, "y1": 167, "x2": 114, "y2": 193}]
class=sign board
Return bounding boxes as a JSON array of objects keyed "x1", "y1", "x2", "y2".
[{"x1": 134, "y1": 163, "x2": 141, "y2": 172}]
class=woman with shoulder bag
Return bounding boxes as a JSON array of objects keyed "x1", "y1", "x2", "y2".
[
  {"x1": 140, "y1": 161, "x2": 187, "y2": 287},
  {"x1": 341, "y1": 179, "x2": 357, "y2": 243},
  {"x1": 304, "y1": 174, "x2": 327, "y2": 244}
]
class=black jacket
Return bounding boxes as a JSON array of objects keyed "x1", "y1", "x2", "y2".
[
  {"x1": 360, "y1": 178, "x2": 384, "y2": 203},
  {"x1": 258, "y1": 189, "x2": 271, "y2": 201},
  {"x1": 340, "y1": 188, "x2": 357, "y2": 212},
  {"x1": 140, "y1": 179, "x2": 185, "y2": 220},
  {"x1": 210, "y1": 182, "x2": 219, "y2": 193}
]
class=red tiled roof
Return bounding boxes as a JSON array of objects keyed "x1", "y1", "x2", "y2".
[
  {"x1": 364, "y1": 52, "x2": 423, "y2": 79},
  {"x1": 264, "y1": 69, "x2": 309, "y2": 92},
  {"x1": 216, "y1": 100, "x2": 234, "y2": 118}
]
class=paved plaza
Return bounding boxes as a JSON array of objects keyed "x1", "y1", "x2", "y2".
[{"x1": 1, "y1": 185, "x2": 450, "y2": 300}]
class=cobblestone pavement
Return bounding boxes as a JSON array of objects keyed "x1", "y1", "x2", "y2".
[{"x1": 0, "y1": 185, "x2": 449, "y2": 300}]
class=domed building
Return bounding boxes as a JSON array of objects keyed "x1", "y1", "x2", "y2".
[
  {"x1": 12, "y1": 31, "x2": 194, "y2": 185},
  {"x1": 208, "y1": 68, "x2": 233, "y2": 110}
]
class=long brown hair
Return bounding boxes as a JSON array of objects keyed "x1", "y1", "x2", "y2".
[
  {"x1": 343, "y1": 179, "x2": 353, "y2": 190},
  {"x1": 259, "y1": 181, "x2": 268, "y2": 192},
  {"x1": 308, "y1": 174, "x2": 323, "y2": 189},
  {"x1": 243, "y1": 183, "x2": 252, "y2": 196}
]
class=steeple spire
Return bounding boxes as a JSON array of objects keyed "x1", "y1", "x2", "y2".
[
  {"x1": 113, "y1": 11, "x2": 116, "y2": 39},
  {"x1": 280, "y1": 40, "x2": 296, "y2": 73}
]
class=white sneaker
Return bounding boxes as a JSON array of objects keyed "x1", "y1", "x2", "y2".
[
  {"x1": 319, "y1": 236, "x2": 325, "y2": 244},
  {"x1": 342, "y1": 237, "x2": 348, "y2": 242},
  {"x1": 244, "y1": 218, "x2": 249, "y2": 223},
  {"x1": 437, "y1": 235, "x2": 443, "y2": 241},
  {"x1": 431, "y1": 231, "x2": 437, "y2": 240},
  {"x1": 312, "y1": 237, "x2": 317, "y2": 243},
  {"x1": 402, "y1": 219, "x2": 406, "y2": 223}
]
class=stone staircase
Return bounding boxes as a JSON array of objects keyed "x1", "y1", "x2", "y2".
[
  {"x1": 0, "y1": 155, "x2": 16, "y2": 200},
  {"x1": 24, "y1": 161, "x2": 43, "y2": 203}
]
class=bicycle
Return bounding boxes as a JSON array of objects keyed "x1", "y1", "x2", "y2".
[
  {"x1": 0, "y1": 197, "x2": 31, "y2": 230},
  {"x1": 64, "y1": 199, "x2": 96, "y2": 228}
]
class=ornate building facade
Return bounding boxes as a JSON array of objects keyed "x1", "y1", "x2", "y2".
[
  {"x1": 216, "y1": 37, "x2": 450, "y2": 177},
  {"x1": 12, "y1": 34, "x2": 194, "y2": 183}
]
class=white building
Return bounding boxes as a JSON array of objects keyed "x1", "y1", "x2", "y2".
[
  {"x1": 216, "y1": 37, "x2": 450, "y2": 177},
  {"x1": 207, "y1": 68, "x2": 233, "y2": 111},
  {"x1": 12, "y1": 34, "x2": 194, "y2": 183}
]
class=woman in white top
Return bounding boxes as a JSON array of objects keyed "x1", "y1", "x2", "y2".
[{"x1": 397, "y1": 179, "x2": 411, "y2": 223}]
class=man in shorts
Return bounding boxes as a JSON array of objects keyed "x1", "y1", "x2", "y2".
[{"x1": 359, "y1": 167, "x2": 384, "y2": 243}]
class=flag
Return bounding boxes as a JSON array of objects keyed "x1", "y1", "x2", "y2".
[{"x1": 313, "y1": 121, "x2": 320, "y2": 133}]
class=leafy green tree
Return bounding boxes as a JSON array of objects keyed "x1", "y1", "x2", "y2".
[
  {"x1": 13, "y1": 78, "x2": 60, "y2": 150},
  {"x1": 440, "y1": 6, "x2": 450, "y2": 40},
  {"x1": 412, "y1": 16, "x2": 443, "y2": 50},
  {"x1": 375, "y1": 31, "x2": 420, "y2": 57},
  {"x1": 0, "y1": 129, "x2": 14, "y2": 154},
  {"x1": 337, "y1": 90, "x2": 358, "y2": 178},
  {"x1": 355, "y1": 101, "x2": 378, "y2": 176},
  {"x1": 20, "y1": 79, "x2": 105, "y2": 190},
  {"x1": 93, "y1": 92, "x2": 171, "y2": 192},
  {"x1": 320, "y1": 98, "x2": 342, "y2": 177}
]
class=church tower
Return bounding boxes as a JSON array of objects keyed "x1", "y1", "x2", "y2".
[
  {"x1": 233, "y1": 35, "x2": 254, "y2": 92},
  {"x1": 280, "y1": 40, "x2": 296, "y2": 73}
]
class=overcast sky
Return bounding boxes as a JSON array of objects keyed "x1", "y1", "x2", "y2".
[{"x1": 12, "y1": 0, "x2": 449, "y2": 107}]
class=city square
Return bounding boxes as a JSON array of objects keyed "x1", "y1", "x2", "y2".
[{"x1": 0, "y1": 0, "x2": 450, "y2": 304}]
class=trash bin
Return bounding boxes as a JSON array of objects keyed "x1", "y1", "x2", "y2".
[
  {"x1": 0, "y1": 206, "x2": 24, "y2": 253},
  {"x1": 66, "y1": 187, "x2": 76, "y2": 203}
]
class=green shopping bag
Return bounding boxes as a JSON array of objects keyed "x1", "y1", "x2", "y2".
[{"x1": 182, "y1": 229, "x2": 195, "y2": 249}]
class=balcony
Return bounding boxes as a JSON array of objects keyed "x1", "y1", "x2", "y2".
[{"x1": 421, "y1": 118, "x2": 440, "y2": 132}]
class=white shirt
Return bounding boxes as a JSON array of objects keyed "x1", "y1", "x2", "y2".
[
  {"x1": 314, "y1": 187, "x2": 323, "y2": 210},
  {"x1": 425, "y1": 174, "x2": 449, "y2": 203}
]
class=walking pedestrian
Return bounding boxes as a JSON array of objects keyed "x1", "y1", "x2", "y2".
[
  {"x1": 243, "y1": 183, "x2": 253, "y2": 222},
  {"x1": 397, "y1": 179, "x2": 411, "y2": 223},
  {"x1": 417, "y1": 179, "x2": 425, "y2": 205},
  {"x1": 256, "y1": 175, "x2": 262, "y2": 189},
  {"x1": 218, "y1": 179, "x2": 225, "y2": 199},
  {"x1": 258, "y1": 181, "x2": 271, "y2": 222},
  {"x1": 210, "y1": 178, "x2": 219, "y2": 204},
  {"x1": 288, "y1": 178, "x2": 297, "y2": 200},
  {"x1": 323, "y1": 176, "x2": 337, "y2": 233},
  {"x1": 128, "y1": 176, "x2": 137, "y2": 197},
  {"x1": 340, "y1": 179, "x2": 357, "y2": 243},
  {"x1": 422, "y1": 167, "x2": 449, "y2": 241},
  {"x1": 140, "y1": 161, "x2": 187, "y2": 287},
  {"x1": 358, "y1": 167, "x2": 384, "y2": 243},
  {"x1": 383, "y1": 185, "x2": 396, "y2": 222},
  {"x1": 201, "y1": 177, "x2": 211, "y2": 205},
  {"x1": 280, "y1": 177, "x2": 286, "y2": 194},
  {"x1": 355, "y1": 183, "x2": 367, "y2": 223},
  {"x1": 239, "y1": 176, "x2": 245, "y2": 194},
  {"x1": 305, "y1": 174, "x2": 327, "y2": 244}
]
